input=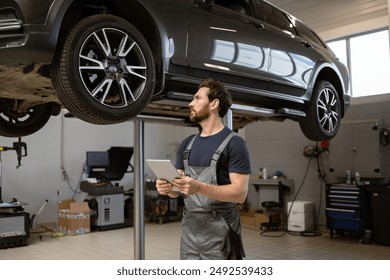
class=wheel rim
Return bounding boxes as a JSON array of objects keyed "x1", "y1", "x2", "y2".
[
  {"x1": 78, "y1": 27, "x2": 147, "y2": 109},
  {"x1": 317, "y1": 87, "x2": 339, "y2": 134},
  {"x1": 0, "y1": 101, "x2": 43, "y2": 126}
]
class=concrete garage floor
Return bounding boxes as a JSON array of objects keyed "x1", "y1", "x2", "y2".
[{"x1": 1, "y1": 221, "x2": 390, "y2": 260}]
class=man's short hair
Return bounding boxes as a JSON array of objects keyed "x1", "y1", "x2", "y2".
[{"x1": 199, "y1": 78, "x2": 232, "y2": 117}]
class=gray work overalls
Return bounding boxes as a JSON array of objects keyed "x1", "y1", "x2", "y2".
[{"x1": 180, "y1": 131, "x2": 245, "y2": 260}]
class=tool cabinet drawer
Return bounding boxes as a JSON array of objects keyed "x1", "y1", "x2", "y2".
[
  {"x1": 326, "y1": 208, "x2": 360, "y2": 220},
  {"x1": 328, "y1": 218, "x2": 361, "y2": 232}
]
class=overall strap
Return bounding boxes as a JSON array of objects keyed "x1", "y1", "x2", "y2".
[
  {"x1": 183, "y1": 134, "x2": 197, "y2": 170},
  {"x1": 209, "y1": 131, "x2": 237, "y2": 172}
]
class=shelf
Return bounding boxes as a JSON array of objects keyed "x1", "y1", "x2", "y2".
[
  {"x1": 250, "y1": 178, "x2": 293, "y2": 192},
  {"x1": 249, "y1": 178, "x2": 293, "y2": 209}
]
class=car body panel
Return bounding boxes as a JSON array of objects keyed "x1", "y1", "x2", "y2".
[
  {"x1": 188, "y1": 2, "x2": 270, "y2": 90},
  {"x1": 0, "y1": 0, "x2": 351, "y2": 139}
]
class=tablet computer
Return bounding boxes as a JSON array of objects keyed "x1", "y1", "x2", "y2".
[{"x1": 146, "y1": 159, "x2": 182, "y2": 191}]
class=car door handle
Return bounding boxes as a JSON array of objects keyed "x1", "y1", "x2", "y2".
[
  {"x1": 301, "y1": 40, "x2": 313, "y2": 48},
  {"x1": 242, "y1": 19, "x2": 265, "y2": 29},
  {"x1": 253, "y1": 22, "x2": 265, "y2": 29}
]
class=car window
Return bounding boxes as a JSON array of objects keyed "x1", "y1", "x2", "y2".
[
  {"x1": 214, "y1": 0, "x2": 248, "y2": 16},
  {"x1": 294, "y1": 20, "x2": 326, "y2": 48},
  {"x1": 262, "y1": 1, "x2": 296, "y2": 36}
]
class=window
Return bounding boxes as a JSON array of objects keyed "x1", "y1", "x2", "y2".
[
  {"x1": 262, "y1": 1, "x2": 296, "y2": 36},
  {"x1": 295, "y1": 21, "x2": 326, "y2": 48},
  {"x1": 214, "y1": 0, "x2": 247, "y2": 15},
  {"x1": 327, "y1": 40, "x2": 347, "y2": 66},
  {"x1": 328, "y1": 29, "x2": 390, "y2": 98}
]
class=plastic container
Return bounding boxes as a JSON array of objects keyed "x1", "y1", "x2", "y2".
[
  {"x1": 355, "y1": 171, "x2": 360, "y2": 185},
  {"x1": 346, "y1": 170, "x2": 351, "y2": 184},
  {"x1": 262, "y1": 168, "x2": 267, "y2": 179},
  {"x1": 258, "y1": 168, "x2": 263, "y2": 179}
]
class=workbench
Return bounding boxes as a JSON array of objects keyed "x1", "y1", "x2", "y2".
[{"x1": 249, "y1": 178, "x2": 293, "y2": 209}]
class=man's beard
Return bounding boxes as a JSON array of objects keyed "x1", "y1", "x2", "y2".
[{"x1": 190, "y1": 107, "x2": 210, "y2": 123}]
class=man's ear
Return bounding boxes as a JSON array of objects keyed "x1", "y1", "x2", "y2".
[{"x1": 211, "y1": 99, "x2": 219, "y2": 109}]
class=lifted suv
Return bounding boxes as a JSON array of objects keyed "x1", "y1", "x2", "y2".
[{"x1": 0, "y1": 0, "x2": 350, "y2": 140}]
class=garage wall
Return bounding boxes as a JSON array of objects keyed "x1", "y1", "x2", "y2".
[
  {"x1": 1, "y1": 96, "x2": 389, "y2": 226},
  {"x1": 244, "y1": 118, "x2": 326, "y2": 223},
  {"x1": 244, "y1": 94, "x2": 390, "y2": 226},
  {"x1": 0, "y1": 115, "x2": 197, "y2": 224}
]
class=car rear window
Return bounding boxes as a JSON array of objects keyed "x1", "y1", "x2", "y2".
[
  {"x1": 294, "y1": 20, "x2": 326, "y2": 48},
  {"x1": 262, "y1": 1, "x2": 296, "y2": 36}
]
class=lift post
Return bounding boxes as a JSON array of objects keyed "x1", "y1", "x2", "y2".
[
  {"x1": 131, "y1": 110, "x2": 233, "y2": 259},
  {"x1": 133, "y1": 119, "x2": 145, "y2": 260}
]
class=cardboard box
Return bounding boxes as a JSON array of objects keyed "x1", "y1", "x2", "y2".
[
  {"x1": 58, "y1": 199, "x2": 90, "y2": 235},
  {"x1": 239, "y1": 209, "x2": 269, "y2": 230},
  {"x1": 240, "y1": 209, "x2": 256, "y2": 229}
]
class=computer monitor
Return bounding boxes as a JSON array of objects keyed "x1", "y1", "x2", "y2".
[
  {"x1": 86, "y1": 151, "x2": 110, "y2": 179},
  {"x1": 85, "y1": 147, "x2": 134, "y2": 181},
  {"x1": 103, "y1": 147, "x2": 134, "y2": 181}
]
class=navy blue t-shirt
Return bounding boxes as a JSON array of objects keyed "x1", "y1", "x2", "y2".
[{"x1": 176, "y1": 127, "x2": 251, "y2": 185}]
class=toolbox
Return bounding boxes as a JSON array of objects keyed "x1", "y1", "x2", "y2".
[{"x1": 325, "y1": 183, "x2": 364, "y2": 238}]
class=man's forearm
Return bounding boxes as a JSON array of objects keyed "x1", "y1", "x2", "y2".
[{"x1": 197, "y1": 181, "x2": 247, "y2": 204}]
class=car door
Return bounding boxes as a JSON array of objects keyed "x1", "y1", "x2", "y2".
[
  {"x1": 187, "y1": 0, "x2": 269, "y2": 90},
  {"x1": 261, "y1": 1, "x2": 321, "y2": 97}
]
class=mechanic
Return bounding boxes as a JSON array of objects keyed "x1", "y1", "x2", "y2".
[{"x1": 155, "y1": 78, "x2": 251, "y2": 260}]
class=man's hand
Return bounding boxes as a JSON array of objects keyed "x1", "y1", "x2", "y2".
[
  {"x1": 172, "y1": 176, "x2": 200, "y2": 195},
  {"x1": 173, "y1": 173, "x2": 249, "y2": 203},
  {"x1": 155, "y1": 179, "x2": 175, "y2": 195}
]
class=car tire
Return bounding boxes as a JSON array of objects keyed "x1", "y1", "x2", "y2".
[
  {"x1": 0, "y1": 102, "x2": 55, "y2": 137},
  {"x1": 51, "y1": 14, "x2": 155, "y2": 124},
  {"x1": 299, "y1": 80, "x2": 341, "y2": 141}
]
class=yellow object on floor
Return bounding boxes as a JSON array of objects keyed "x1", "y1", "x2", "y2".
[{"x1": 41, "y1": 225, "x2": 65, "y2": 237}]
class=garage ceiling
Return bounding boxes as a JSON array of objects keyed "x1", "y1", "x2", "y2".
[{"x1": 267, "y1": 0, "x2": 389, "y2": 37}]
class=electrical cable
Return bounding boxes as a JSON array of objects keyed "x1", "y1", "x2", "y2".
[
  {"x1": 260, "y1": 156, "x2": 313, "y2": 237},
  {"x1": 287, "y1": 156, "x2": 320, "y2": 237},
  {"x1": 298, "y1": 142, "x2": 326, "y2": 237},
  {"x1": 70, "y1": 161, "x2": 87, "y2": 199},
  {"x1": 59, "y1": 110, "x2": 85, "y2": 199},
  {"x1": 260, "y1": 141, "x2": 330, "y2": 238}
]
